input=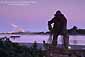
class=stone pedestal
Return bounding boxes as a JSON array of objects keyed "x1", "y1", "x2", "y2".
[{"x1": 46, "y1": 47, "x2": 76, "y2": 57}]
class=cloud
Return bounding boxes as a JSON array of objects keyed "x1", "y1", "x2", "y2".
[
  {"x1": 0, "y1": 0, "x2": 37, "y2": 6},
  {"x1": 11, "y1": 24, "x2": 18, "y2": 28}
]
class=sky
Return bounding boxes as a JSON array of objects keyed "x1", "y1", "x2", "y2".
[{"x1": 0, "y1": 0, "x2": 85, "y2": 32}]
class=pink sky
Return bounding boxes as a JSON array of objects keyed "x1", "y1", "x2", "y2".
[{"x1": 0, "y1": 0, "x2": 85, "y2": 32}]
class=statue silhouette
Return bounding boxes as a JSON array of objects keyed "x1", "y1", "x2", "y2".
[{"x1": 48, "y1": 10, "x2": 69, "y2": 48}]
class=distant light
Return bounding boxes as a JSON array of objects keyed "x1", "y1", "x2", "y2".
[
  {"x1": 68, "y1": 46, "x2": 71, "y2": 49},
  {"x1": 11, "y1": 24, "x2": 25, "y2": 32}
]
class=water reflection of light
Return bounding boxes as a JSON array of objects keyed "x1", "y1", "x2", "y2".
[
  {"x1": 0, "y1": 34, "x2": 85, "y2": 45},
  {"x1": 68, "y1": 46, "x2": 71, "y2": 49}
]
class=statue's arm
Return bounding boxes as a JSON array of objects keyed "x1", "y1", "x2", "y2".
[{"x1": 48, "y1": 18, "x2": 54, "y2": 31}]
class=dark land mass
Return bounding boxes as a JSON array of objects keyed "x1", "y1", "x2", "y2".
[
  {"x1": 0, "y1": 28, "x2": 85, "y2": 35},
  {"x1": 0, "y1": 26, "x2": 85, "y2": 35}
]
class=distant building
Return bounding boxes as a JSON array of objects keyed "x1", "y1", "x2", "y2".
[{"x1": 68, "y1": 26, "x2": 78, "y2": 35}]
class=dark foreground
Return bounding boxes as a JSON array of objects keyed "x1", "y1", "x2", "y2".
[
  {"x1": 0, "y1": 39, "x2": 85, "y2": 57},
  {"x1": 45, "y1": 46, "x2": 85, "y2": 57},
  {"x1": 0, "y1": 39, "x2": 43, "y2": 57}
]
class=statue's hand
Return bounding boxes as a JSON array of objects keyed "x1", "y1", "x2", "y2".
[{"x1": 48, "y1": 21, "x2": 53, "y2": 32}]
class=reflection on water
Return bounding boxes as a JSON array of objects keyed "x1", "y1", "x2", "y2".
[{"x1": 0, "y1": 34, "x2": 85, "y2": 45}]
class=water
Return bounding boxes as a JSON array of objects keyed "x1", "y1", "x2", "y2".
[{"x1": 0, "y1": 34, "x2": 85, "y2": 45}]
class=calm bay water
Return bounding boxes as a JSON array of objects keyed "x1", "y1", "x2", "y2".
[{"x1": 0, "y1": 34, "x2": 85, "y2": 45}]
